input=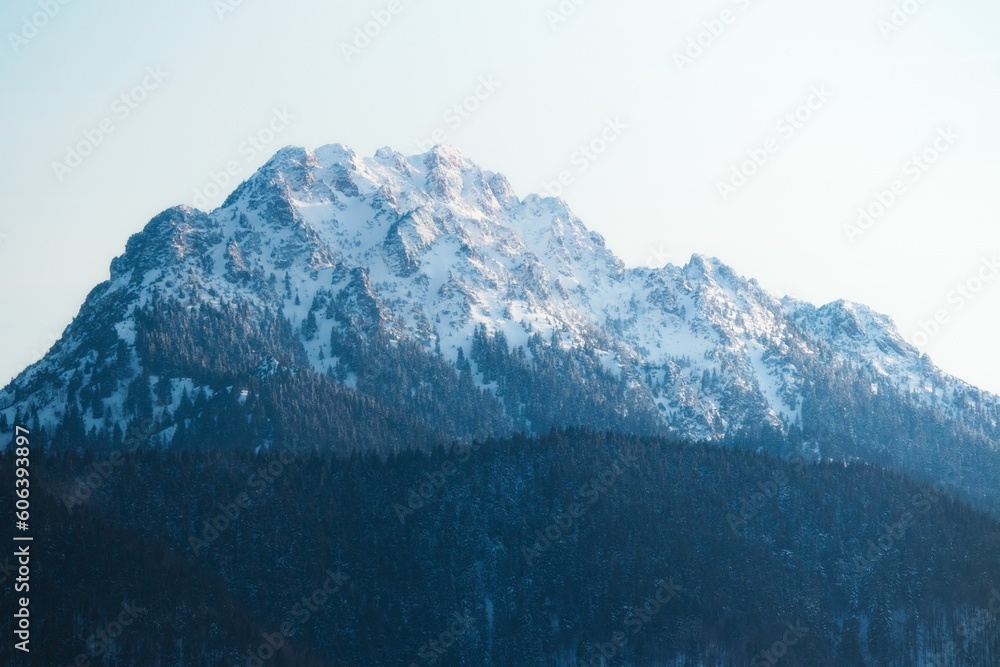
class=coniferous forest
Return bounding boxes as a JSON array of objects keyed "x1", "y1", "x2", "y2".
[{"x1": 2, "y1": 430, "x2": 999, "y2": 666}]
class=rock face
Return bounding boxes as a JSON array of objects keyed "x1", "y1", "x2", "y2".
[{"x1": 3, "y1": 143, "x2": 999, "y2": 506}]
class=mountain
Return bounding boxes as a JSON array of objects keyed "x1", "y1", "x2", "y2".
[{"x1": 2, "y1": 143, "x2": 999, "y2": 507}]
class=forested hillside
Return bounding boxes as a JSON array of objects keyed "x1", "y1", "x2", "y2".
[{"x1": 4, "y1": 431, "x2": 998, "y2": 666}]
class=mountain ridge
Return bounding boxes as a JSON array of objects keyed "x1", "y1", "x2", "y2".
[{"x1": 3, "y1": 142, "x2": 999, "y2": 507}]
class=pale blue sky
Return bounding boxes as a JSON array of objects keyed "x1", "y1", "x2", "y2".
[{"x1": 1, "y1": 0, "x2": 999, "y2": 392}]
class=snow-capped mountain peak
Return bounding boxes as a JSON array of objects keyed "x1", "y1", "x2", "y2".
[{"x1": 3, "y1": 143, "x2": 999, "y2": 507}]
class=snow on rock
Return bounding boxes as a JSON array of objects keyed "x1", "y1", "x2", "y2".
[{"x1": 1, "y1": 143, "x2": 997, "y2": 446}]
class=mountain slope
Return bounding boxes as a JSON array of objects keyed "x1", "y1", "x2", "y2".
[
  {"x1": 14, "y1": 431, "x2": 1000, "y2": 666},
  {"x1": 2, "y1": 143, "x2": 999, "y2": 506}
]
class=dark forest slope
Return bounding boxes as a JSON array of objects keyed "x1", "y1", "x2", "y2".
[{"x1": 2, "y1": 431, "x2": 998, "y2": 666}]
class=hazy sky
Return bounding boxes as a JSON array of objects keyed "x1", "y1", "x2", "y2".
[{"x1": 1, "y1": 0, "x2": 998, "y2": 393}]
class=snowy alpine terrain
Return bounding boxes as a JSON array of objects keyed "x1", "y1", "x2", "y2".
[{"x1": 3, "y1": 143, "x2": 999, "y2": 505}]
